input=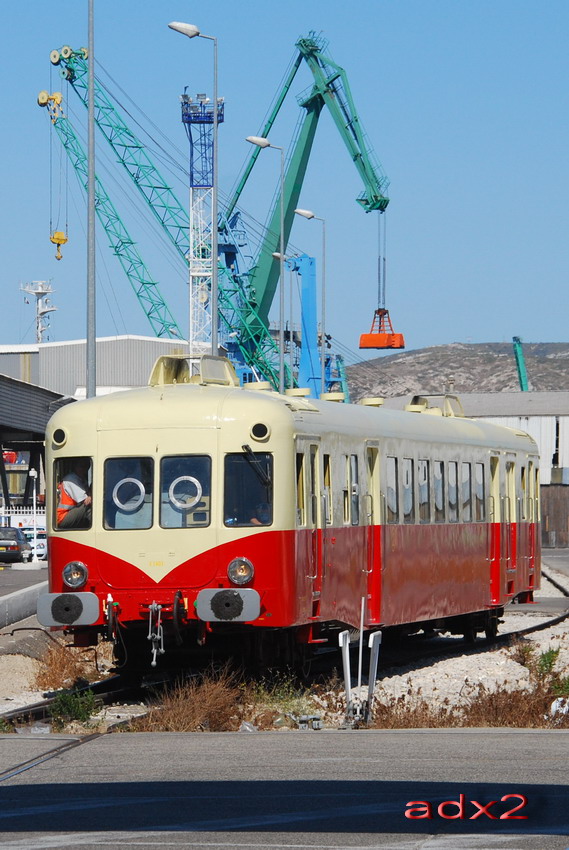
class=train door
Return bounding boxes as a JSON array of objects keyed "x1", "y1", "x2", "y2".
[
  {"x1": 504, "y1": 457, "x2": 517, "y2": 598},
  {"x1": 365, "y1": 444, "x2": 381, "y2": 623},
  {"x1": 489, "y1": 455, "x2": 503, "y2": 604},
  {"x1": 295, "y1": 439, "x2": 323, "y2": 610}
]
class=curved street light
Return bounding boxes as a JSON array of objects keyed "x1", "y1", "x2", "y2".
[{"x1": 246, "y1": 135, "x2": 286, "y2": 393}]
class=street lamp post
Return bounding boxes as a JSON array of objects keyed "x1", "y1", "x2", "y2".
[
  {"x1": 294, "y1": 208, "x2": 327, "y2": 395},
  {"x1": 168, "y1": 21, "x2": 219, "y2": 356},
  {"x1": 29, "y1": 468, "x2": 38, "y2": 563},
  {"x1": 246, "y1": 135, "x2": 285, "y2": 393}
]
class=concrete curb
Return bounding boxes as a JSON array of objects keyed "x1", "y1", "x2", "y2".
[{"x1": 1, "y1": 581, "x2": 48, "y2": 628}]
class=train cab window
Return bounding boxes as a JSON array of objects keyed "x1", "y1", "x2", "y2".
[
  {"x1": 160, "y1": 455, "x2": 211, "y2": 528},
  {"x1": 104, "y1": 457, "x2": 153, "y2": 530},
  {"x1": 418, "y1": 459, "x2": 430, "y2": 523},
  {"x1": 386, "y1": 456, "x2": 399, "y2": 524},
  {"x1": 224, "y1": 451, "x2": 273, "y2": 527},
  {"x1": 475, "y1": 463, "x2": 486, "y2": 521},
  {"x1": 55, "y1": 457, "x2": 93, "y2": 531},
  {"x1": 434, "y1": 461, "x2": 445, "y2": 522},
  {"x1": 448, "y1": 461, "x2": 458, "y2": 522},
  {"x1": 461, "y1": 462, "x2": 472, "y2": 522},
  {"x1": 402, "y1": 458, "x2": 414, "y2": 524}
]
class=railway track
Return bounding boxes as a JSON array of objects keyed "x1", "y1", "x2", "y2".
[{"x1": 2, "y1": 567, "x2": 568, "y2": 739}]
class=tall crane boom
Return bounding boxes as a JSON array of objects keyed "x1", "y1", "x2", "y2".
[
  {"x1": 49, "y1": 46, "x2": 285, "y2": 386},
  {"x1": 512, "y1": 336, "x2": 529, "y2": 392},
  {"x1": 230, "y1": 32, "x2": 390, "y2": 333},
  {"x1": 37, "y1": 89, "x2": 182, "y2": 339}
]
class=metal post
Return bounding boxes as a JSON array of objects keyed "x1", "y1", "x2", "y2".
[
  {"x1": 366, "y1": 630, "x2": 382, "y2": 723},
  {"x1": 338, "y1": 629, "x2": 352, "y2": 719},
  {"x1": 211, "y1": 35, "x2": 219, "y2": 356},
  {"x1": 86, "y1": 0, "x2": 96, "y2": 398},
  {"x1": 278, "y1": 147, "x2": 285, "y2": 393},
  {"x1": 357, "y1": 595, "x2": 365, "y2": 690},
  {"x1": 320, "y1": 217, "x2": 326, "y2": 395},
  {"x1": 29, "y1": 469, "x2": 38, "y2": 562}
]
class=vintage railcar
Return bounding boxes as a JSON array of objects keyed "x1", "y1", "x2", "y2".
[{"x1": 37, "y1": 355, "x2": 540, "y2": 667}]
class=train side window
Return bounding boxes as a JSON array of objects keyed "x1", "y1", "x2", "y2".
[
  {"x1": 521, "y1": 465, "x2": 528, "y2": 520},
  {"x1": 402, "y1": 458, "x2": 414, "y2": 524},
  {"x1": 475, "y1": 462, "x2": 486, "y2": 521},
  {"x1": 434, "y1": 461, "x2": 445, "y2": 522},
  {"x1": 224, "y1": 452, "x2": 273, "y2": 527},
  {"x1": 296, "y1": 453, "x2": 305, "y2": 526},
  {"x1": 448, "y1": 461, "x2": 458, "y2": 522},
  {"x1": 418, "y1": 459, "x2": 430, "y2": 523},
  {"x1": 160, "y1": 455, "x2": 211, "y2": 528},
  {"x1": 55, "y1": 456, "x2": 93, "y2": 531},
  {"x1": 386, "y1": 456, "x2": 398, "y2": 523},
  {"x1": 350, "y1": 455, "x2": 360, "y2": 526},
  {"x1": 323, "y1": 454, "x2": 332, "y2": 526},
  {"x1": 104, "y1": 457, "x2": 153, "y2": 530},
  {"x1": 461, "y1": 462, "x2": 472, "y2": 522},
  {"x1": 343, "y1": 456, "x2": 350, "y2": 524}
]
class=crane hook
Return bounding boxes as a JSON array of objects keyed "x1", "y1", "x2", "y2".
[{"x1": 50, "y1": 230, "x2": 68, "y2": 261}]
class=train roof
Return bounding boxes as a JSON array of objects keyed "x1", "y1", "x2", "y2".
[{"x1": 47, "y1": 379, "x2": 538, "y2": 456}]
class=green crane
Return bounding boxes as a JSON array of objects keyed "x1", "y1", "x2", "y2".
[
  {"x1": 512, "y1": 336, "x2": 529, "y2": 391},
  {"x1": 49, "y1": 45, "x2": 284, "y2": 386},
  {"x1": 38, "y1": 90, "x2": 182, "y2": 339},
  {"x1": 227, "y1": 32, "x2": 390, "y2": 336}
]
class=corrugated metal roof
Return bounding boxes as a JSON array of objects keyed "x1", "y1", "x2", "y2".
[{"x1": 0, "y1": 373, "x2": 69, "y2": 438}]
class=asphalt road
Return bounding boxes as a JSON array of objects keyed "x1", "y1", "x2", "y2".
[{"x1": 0, "y1": 730, "x2": 568, "y2": 849}]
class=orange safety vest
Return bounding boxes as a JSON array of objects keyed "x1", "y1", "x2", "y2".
[{"x1": 57, "y1": 482, "x2": 79, "y2": 525}]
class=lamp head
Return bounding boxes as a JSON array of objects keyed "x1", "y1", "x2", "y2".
[
  {"x1": 246, "y1": 135, "x2": 271, "y2": 148},
  {"x1": 168, "y1": 21, "x2": 200, "y2": 38},
  {"x1": 294, "y1": 208, "x2": 315, "y2": 220}
]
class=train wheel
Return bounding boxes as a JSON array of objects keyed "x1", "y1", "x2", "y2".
[
  {"x1": 463, "y1": 626, "x2": 477, "y2": 644},
  {"x1": 485, "y1": 618, "x2": 499, "y2": 640}
]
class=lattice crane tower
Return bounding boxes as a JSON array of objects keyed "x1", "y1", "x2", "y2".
[{"x1": 180, "y1": 91, "x2": 224, "y2": 349}]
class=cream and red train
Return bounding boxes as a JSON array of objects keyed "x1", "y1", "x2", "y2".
[{"x1": 38, "y1": 355, "x2": 540, "y2": 667}]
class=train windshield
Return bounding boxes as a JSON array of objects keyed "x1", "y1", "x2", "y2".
[
  {"x1": 54, "y1": 457, "x2": 93, "y2": 531},
  {"x1": 104, "y1": 457, "x2": 153, "y2": 530},
  {"x1": 160, "y1": 456, "x2": 211, "y2": 528},
  {"x1": 224, "y1": 451, "x2": 273, "y2": 527}
]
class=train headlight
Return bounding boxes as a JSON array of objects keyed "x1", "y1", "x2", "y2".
[
  {"x1": 227, "y1": 557, "x2": 254, "y2": 586},
  {"x1": 62, "y1": 561, "x2": 88, "y2": 589}
]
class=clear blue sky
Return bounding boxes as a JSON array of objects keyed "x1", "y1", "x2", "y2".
[{"x1": 2, "y1": 1, "x2": 568, "y2": 364}]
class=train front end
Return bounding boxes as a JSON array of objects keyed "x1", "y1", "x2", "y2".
[{"x1": 37, "y1": 356, "x2": 299, "y2": 668}]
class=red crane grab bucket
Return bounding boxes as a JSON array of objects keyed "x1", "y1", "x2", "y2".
[{"x1": 359, "y1": 308, "x2": 405, "y2": 350}]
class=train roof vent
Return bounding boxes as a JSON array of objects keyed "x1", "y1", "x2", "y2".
[
  {"x1": 285, "y1": 387, "x2": 312, "y2": 397},
  {"x1": 244, "y1": 381, "x2": 274, "y2": 392},
  {"x1": 320, "y1": 392, "x2": 346, "y2": 403},
  {"x1": 358, "y1": 397, "x2": 385, "y2": 407},
  {"x1": 404, "y1": 394, "x2": 464, "y2": 417},
  {"x1": 149, "y1": 355, "x2": 239, "y2": 387}
]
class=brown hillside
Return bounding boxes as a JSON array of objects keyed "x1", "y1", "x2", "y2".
[{"x1": 346, "y1": 342, "x2": 569, "y2": 401}]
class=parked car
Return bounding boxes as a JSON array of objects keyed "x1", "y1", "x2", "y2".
[
  {"x1": 0, "y1": 528, "x2": 33, "y2": 563},
  {"x1": 21, "y1": 528, "x2": 47, "y2": 560}
]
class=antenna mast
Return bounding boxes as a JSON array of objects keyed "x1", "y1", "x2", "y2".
[{"x1": 21, "y1": 280, "x2": 57, "y2": 343}]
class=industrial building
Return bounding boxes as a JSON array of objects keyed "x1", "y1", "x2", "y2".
[{"x1": 2, "y1": 340, "x2": 569, "y2": 546}]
